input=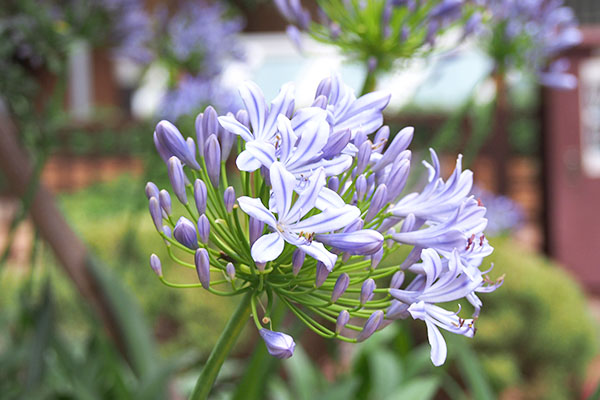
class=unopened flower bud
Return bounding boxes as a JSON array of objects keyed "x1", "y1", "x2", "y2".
[
  {"x1": 357, "y1": 310, "x2": 384, "y2": 342},
  {"x1": 194, "y1": 248, "x2": 210, "y2": 289},
  {"x1": 372, "y1": 126, "x2": 414, "y2": 172},
  {"x1": 373, "y1": 126, "x2": 390, "y2": 153},
  {"x1": 321, "y1": 129, "x2": 351, "y2": 159},
  {"x1": 292, "y1": 249, "x2": 305, "y2": 276},
  {"x1": 226, "y1": 262, "x2": 236, "y2": 280},
  {"x1": 365, "y1": 184, "x2": 388, "y2": 222},
  {"x1": 186, "y1": 137, "x2": 196, "y2": 160},
  {"x1": 357, "y1": 141, "x2": 372, "y2": 174},
  {"x1": 194, "y1": 179, "x2": 207, "y2": 215},
  {"x1": 195, "y1": 112, "x2": 205, "y2": 158},
  {"x1": 356, "y1": 174, "x2": 367, "y2": 201},
  {"x1": 390, "y1": 271, "x2": 405, "y2": 289},
  {"x1": 145, "y1": 182, "x2": 159, "y2": 200},
  {"x1": 153, "y1": 131, "x2": 171, "y2": 164},
  {"x1": 203, "y1": 106, "x2": 219, "y2": 137},
  {"x1": 159, "y1": 190, "x2": 172, "y2": 215},
  {"x1": 155, "y1": 120, "x2": 200, "y2": 169},
  {"x1": 370, "y1": 246, "x2": 384, "y2": 269},
  {"x1": 150, "y1": 254, "x2": 162, "y2": 277},
  {"x1": 205, "y1": 134, "x2": 221, "y2": 187},
  {"x1": 315, "y1": 262, "x2": 329, "y2": 288},
  {"x1": 249, "y1": 217, "x2": 264, "y2": 246},
  {"x1": 360, "y1": 279, "x2": 376, "y2": 305},
  {"x1": 168, "y1": 156, "x2": 187, "y2": 204},
  {"x1": 224, "y1": 186, "x2": 236, "y2": 212},
  {"x1": 236, "y1": 109, "x2": 250, "y2": 128},
  {"x1": 197, "y1": 214, "x2": 210, "y2": 243},
  {"x1": 336, "y1": 310, "x2": 350, "y2": 334},
  {"x1": 316, "y1": 229, "x2": 383, "y2": 255},
  {"x1": 387, "y1": 300, "x2": 410, "y2": 320},
  {"x1": 401, "y1": 213, "x2": 417, "y2": 233},
  {"x1": 386, "y1": 228, "x2": 395, "y2": 248},
  {"x1": 259, "y1": 329, "x2": 295, "y2": 359},
  {"x1": 315, "y1": 76, "x2": 332, "y2": 99},
  {"x1": 327, "y1": 176, "x2": 339, "y2": 192},
  {"x1": 354, "y1": 130, "x2": 367, "y2": 147},
  {"x1": 148, "y1": 197, "x2": 162, "y2": 230},
  {"x1": 173, "y1": 217, "x2": 198, "y2": 249},
  {"x1": 331, "y1": 273, "x2": 350, "y2": 303}
]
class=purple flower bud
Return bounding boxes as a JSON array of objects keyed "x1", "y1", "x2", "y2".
[
  {"x1": 236, "y1": 109, "x2": 250, "y2": 128},
  {"x1": 145, "y1": 182, "x2": 159, "y2": 200},
  {"x1": 292, "y1": 249, "x2": 305, "y2": 276},
  {"x1": 316, "y1": 230, "x2": 383, "y2": 255},
  {"x1": 224, "y1": 186, "x2": 236, "y2": 212},
  {"x1": 153, "y1": 131, "x2": 171, "y2": 164},
  {"x1": 373, "y1": 126, "x2": 389, "y2": 153},
  {"x1": 187, "y1": 137, "x2": 196, "y2": 160},
  {"x1": 386, "y1": 158, "x2": 411, "y2": 201},
  {"x1": 256, "y1": 262, "x2": 266, "y2": 271},
  {"x1": 159, "y1": 190, "x2": 172, "y2": 215},
  {"x1": 360, "y1": 278, "x2": 376, "y2": 305},
  {"x1": 321, "y1": 129, "x2": 351, "y2": 159},
  {"x1": 370, "y1": 246, "x2": 384, "y2": 269},
  {"x1": 162, "y1": 225, "x2": 172, "y2": 246},
  {"x1": 168, "y1": 157, "x2": 187, "y2": 204},
  {"x1": 357, "y1": 141, "x2": 372, "y2": 174},
  {"x1": 390, "y1": 271, "x2": 405, "y2": 289},
  {"x1": 336, "y1": 310, "x2": 350, "y2": 334},
  {"x1": 194, "y1": 248, "x2": 210, "y2": 289},
  {"x1": 219, "y1": 116, "x2": 235, "y2": 160},
  {"x1": 173, "y1": 217, "x2": 198, "y2": 249},
  {"x1": 354, "y1": 130, "x2": 368, "y2": 147},
  {"x1": 195, "y1": 113, "x2": 205, "y2": 158},
  {"x1": 226, "y1": 262, "x2": 236, "y2": 280},
  {"x1": 150, "y1": 254, "x2": 163, "y2": 277},
  {"x1": 357, "y1": 310, "x2": 384, "y2": 342},
  {"x1": 194, "y1": 179, "x2": 207, "y2": 215},
  {"x1": 155, "y1": 120, "x2": 200, "y2": 169},
  {"x1": 286, "y1": 25, "x2": 303, "y2": 52},
  {"x1": 259, "y1": 329, "x2": 295, "y2": 359},
  {"x1": 205, "y1": 134, "x2": 221, "y2": 188},
  {"x1": 368, "y1": 56, "x2": 378, "y2": 73},
  {"x1": 315, "y1": 76, "x2": 332, "y2": 99},
  {"x1": 327, "y1": 176, "x2": 339, "y2": 192},
  {"x1": 149, "y1": 197, "x2": 162, "y2": 230},
  {"x1": 312, "y1": 95, "x2": 328, "y2": 109},
  {"x1": 331, "y1": 273, "x2": 350, "y2": 303},
  {"x1": 197, "y1": 214, "x2": 210, "y2": 244},
  {"x1": 249, "y1": 216, "x2": 264, "y2": 246},
  {"x1": 315, "y1": 262, "x2": 329, "y2": 288},
  {"x1": 203, "y1": 106, "x2": 219, "y2": 137},
  {"x1": 365, "y1": 184, "x2": 388, "y2": 222},
  {"x1": 356, "y1": 174, "x2": 367, "y2": 201},
  {"x1": 372, "y1": 127, "x2": 414, "y2": 172}
]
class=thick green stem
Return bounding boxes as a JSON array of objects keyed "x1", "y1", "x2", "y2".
[
  {"x1": 189, "y1": 291, "x2": 253, "y2": 400},
  {"x1": 360, "y1": 67, "x2": 378, "y2": 96}
]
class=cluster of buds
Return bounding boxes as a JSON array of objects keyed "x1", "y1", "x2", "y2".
[
  {"x1": 146, "y1": 75, "x2": 501, "y2": 366},
  {"x1": 274, "y1": 0, "x2": 477, "y2": 74}
]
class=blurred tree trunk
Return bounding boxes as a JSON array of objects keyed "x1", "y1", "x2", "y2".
[
  {"x1": 491, "y1": 72, "x2": 511, "y2": 194},
  {"x1": 0, "y1": 116, "x2": 132, "y2": 365}
]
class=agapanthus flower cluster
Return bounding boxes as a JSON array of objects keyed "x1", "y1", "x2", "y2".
[
  {"x1": 145, "y1": 75, "x2": 501, "y2": 366},
  {"x1": 471, "y1": 186, "x2": 524, "y2": 235},
  {"x1": 153, "y1": 1, "x2": 243, "y2": 120},
  {"x1": 275, "y1": 0, "x2": 477, "y2": 76},
  {"x1": 474, "y1": 0, "x2": 582, "y2": 89}
]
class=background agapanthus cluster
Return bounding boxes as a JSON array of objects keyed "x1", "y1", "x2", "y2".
[
  {"x1": 475, "y1": 0, "x2": 582, "y2": 89},
  {"x1": 275, "y1": 0, "x2": 479, "y2": 92},
  {"x1": 146, "y1": 75, "x2": 502, "y2": 366}
]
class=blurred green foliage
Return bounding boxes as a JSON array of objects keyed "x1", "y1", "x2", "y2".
[{"x1": 475, "y1": 237, "x2": 598, "y2": 399}]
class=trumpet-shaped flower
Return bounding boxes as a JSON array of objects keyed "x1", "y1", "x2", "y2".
[{"x1": 237, "y1": 162, "x2": 360, "y2": 270}]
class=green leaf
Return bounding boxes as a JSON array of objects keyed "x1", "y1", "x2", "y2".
[
  {"x1": 449, "y1": 338, "x2": 495, "y2": 400},
  {"x1": 368, "y1": 349, "x2": 403, "y2": 399},
  {"x1": 384, "y1": 377, "x2": 440, "y2": 400},
  {"x1": 283, "y1": 345, "x2": 323, "y2": 400}
]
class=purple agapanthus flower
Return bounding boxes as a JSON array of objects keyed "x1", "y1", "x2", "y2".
[{"x1": 146, "y1": 75, "x2": 500, "y2": 366}]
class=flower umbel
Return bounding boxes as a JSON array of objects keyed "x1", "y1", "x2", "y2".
[{"x1": 145, "y1": 76, "x2": 499, "y2": 366}]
